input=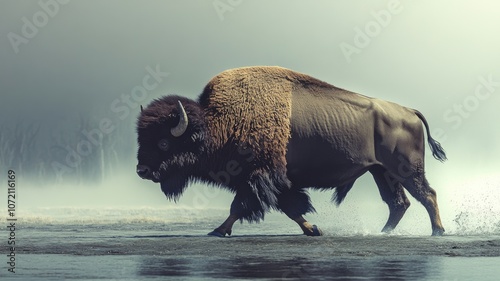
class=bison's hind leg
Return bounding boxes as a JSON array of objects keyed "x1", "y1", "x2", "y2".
[
  {"x1": 370, "y1": 165, "x2": 411, "y2": 233},
  {"x1": 401, "y1": 168, "x2": 445, "y2": 236},
  {"x1": 277, "y1": 189, "x2": 322, "y2": 236}
]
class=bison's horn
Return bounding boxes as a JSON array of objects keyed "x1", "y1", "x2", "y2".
[
  {"x1": 140, "y1": 105, "x2": 144, "y2": 112},
  {"x1": 171, "y1": 100, "x2": 188, "y2": 137}
]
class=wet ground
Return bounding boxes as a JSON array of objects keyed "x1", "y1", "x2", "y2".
[{"x1": 4, "y1": 232, "x2": 500, "y2": 280}]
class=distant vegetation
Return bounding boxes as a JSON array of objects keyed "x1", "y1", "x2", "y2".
[{"x1": 1, "y1": 114, "x2": 136, "y2": 185}]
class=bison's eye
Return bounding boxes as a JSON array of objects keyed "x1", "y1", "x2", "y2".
[{"x1": 158, "y1": 139, "x2": 169, "y2": 151}]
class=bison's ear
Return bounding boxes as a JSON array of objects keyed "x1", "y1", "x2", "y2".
[{"x1": 171, "y1": 100, "x2": 189, "y2": 137}]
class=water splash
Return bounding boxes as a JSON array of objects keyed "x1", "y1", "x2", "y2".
[{"x1": 446, "y1": 175, "x2": 500, "y2": 235}]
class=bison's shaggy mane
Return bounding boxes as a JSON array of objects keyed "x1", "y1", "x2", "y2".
[
  {"x1": 198, "y1": 67, "x2": 296, "y2": 176},
  {"x1": 137, "y1": 95, "x2": 205, "y2": 131}
]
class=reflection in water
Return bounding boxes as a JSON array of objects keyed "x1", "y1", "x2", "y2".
[{"x1": 138, "y1": 255, "x2": 435, "y2": 280}]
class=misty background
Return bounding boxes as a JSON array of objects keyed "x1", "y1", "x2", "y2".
[{"x1": 1, "y1": 0, "x2": 499, "y2": 234}]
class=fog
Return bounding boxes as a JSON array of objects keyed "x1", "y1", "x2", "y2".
[{"x1": 1, "y1": 1, "x2": 499, "y2": 235}]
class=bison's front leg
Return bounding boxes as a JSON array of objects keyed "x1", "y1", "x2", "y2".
[
  {"x1": 292, "y1": 216, "x2": 323, "y2": 236},
  {"x1": 208, "y1": 192, "x2": 264, "y2": 237},
  {"x1": 277, "y1": 188, "x2": 323, "y2": 236},
  {"x1": 208, "y1": 214, "x2": 238, "y2": 237}
]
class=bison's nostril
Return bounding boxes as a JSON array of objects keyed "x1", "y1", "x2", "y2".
[{"x1": 136, "y1": 165, "x2": 151, "y2": 178}]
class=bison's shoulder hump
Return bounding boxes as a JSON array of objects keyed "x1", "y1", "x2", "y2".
[{"x1": 199, "y1": 66, "x2": 294, "y2": 174}]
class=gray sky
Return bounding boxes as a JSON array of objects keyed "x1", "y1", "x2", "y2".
[{"x1": 1, "y1": 1, "x2": 499, "y2": 202}]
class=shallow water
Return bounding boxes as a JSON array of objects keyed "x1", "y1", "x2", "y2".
[
  {"x1": 8, "y1": 252, "x2": 500, "y2": 280},
  {"x1": 1, "y1": 207, "x2": 499, "y2": 280}
]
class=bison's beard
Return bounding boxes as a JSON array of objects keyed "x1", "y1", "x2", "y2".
[
  {"x1": 160, "y1": 174, "x2": 188, "y2": 201},
  {"x1": 157, "y1": 152, "x2": 199, "y2": 201}
]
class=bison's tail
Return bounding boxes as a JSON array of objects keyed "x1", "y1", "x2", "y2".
[{"x1": 414, "y1": 110, "x2": 447, "y2": 162}]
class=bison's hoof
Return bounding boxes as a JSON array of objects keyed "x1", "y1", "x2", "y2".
[
  {"x1": 432, "y1": 228, "x2": 445, "y2": 236},
  {"x1": 207, "y1": 228, "x2": 231, "y2": 237},
  {"x1": 305, "y1": 225, "x2": 323, "y2": 236},
  {"x1": 207, "y1": 230, "x2": 225, "y2": 237}
]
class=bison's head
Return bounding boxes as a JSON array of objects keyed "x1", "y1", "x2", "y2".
[{"x1": 136, "y1": 95, "x2": 206, "y2": 200}]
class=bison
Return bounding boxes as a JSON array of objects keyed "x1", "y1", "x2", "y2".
[{"x1": 136, "y1": 66, "x2": 446, "y2": 237}]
